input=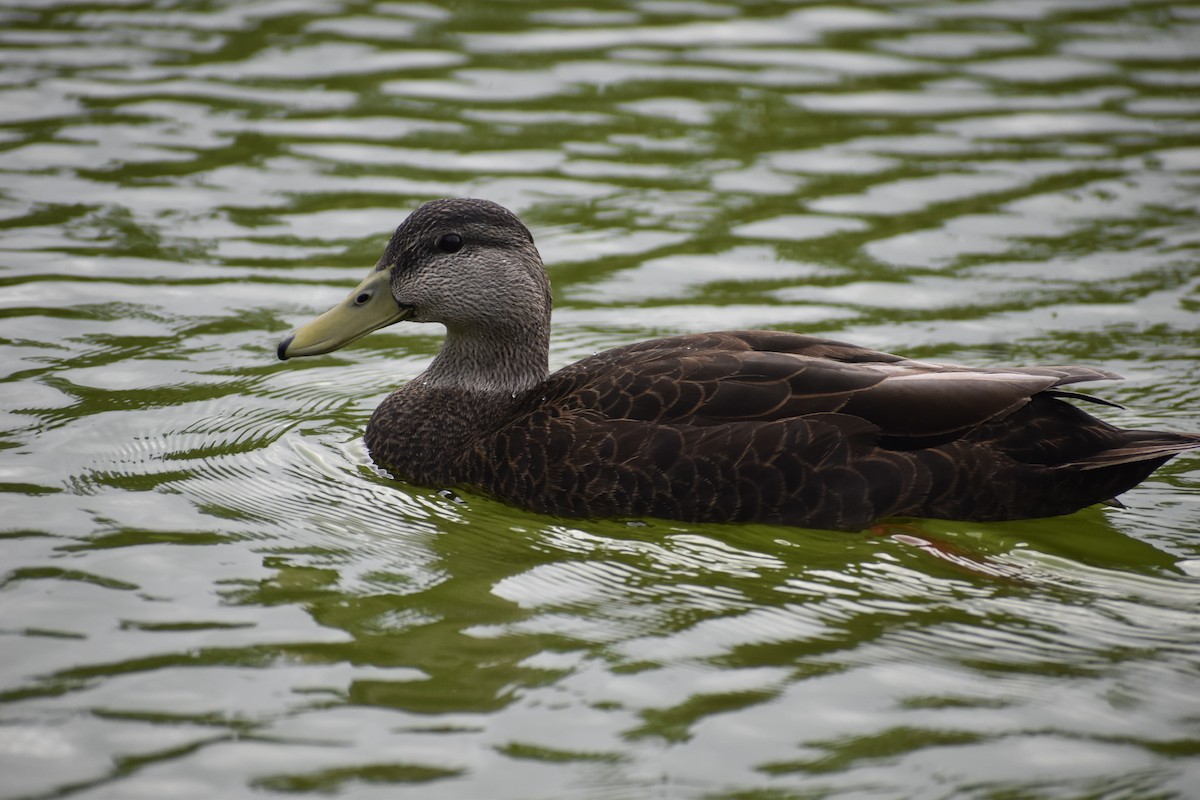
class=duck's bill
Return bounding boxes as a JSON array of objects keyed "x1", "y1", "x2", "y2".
[{"x1": 277, "y1": 269, "x2": 411, "y2": 360}]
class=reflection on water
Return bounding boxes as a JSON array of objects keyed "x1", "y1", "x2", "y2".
[{"x1": 2, "y1": 0, "x2": 1199, "y2": 797}]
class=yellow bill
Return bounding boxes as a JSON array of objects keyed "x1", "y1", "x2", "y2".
[{"x1": 277, "y1": 269, "x2": 410, "y2": 360}]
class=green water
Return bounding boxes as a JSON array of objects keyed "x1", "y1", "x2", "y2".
[{"x1": 2, "y1": 1, "x2": 1199, "y2": 798}]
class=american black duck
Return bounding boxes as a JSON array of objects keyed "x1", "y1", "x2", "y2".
[{"x1": 277, "y1": 198, "x2": 1200, "y2": 531}]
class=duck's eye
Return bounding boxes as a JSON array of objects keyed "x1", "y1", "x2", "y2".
[{"x1": 437, "y1": 233, "x2": 463, "y2": 253}]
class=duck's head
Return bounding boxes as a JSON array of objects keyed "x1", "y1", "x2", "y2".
[{"x1": 277, "y1": 198, "x2": 549, "y2": 360}]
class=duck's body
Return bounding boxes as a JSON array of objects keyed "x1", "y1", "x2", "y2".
[{"x1": 279, "y1": 198, "x2": 1199, "y2": 531}]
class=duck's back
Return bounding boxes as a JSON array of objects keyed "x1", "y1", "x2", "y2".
[{"x1": 464, "y1": 331, "x2": 1199, "y2": 530}]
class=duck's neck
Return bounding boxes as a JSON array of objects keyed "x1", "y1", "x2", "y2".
[
  {"x1": 364, "y1": 321, "x2": 550, "y2": 486},
  {"x1": 422, "y1": 320, "x2": 550, "y2": 395}
]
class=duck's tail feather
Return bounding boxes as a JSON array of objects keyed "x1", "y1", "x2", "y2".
[{"x1": 1074, "y1": 431, "x2": 1200, "y2": 470}]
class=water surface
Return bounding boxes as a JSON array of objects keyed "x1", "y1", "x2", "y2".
[{"x1": 2, "y1": 1, "x2": 1199, "y2": 798}]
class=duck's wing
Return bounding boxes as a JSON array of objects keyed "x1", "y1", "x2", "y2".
[
  {"x1": 481, "y1": 331, "x2": 1193, "y2": 529},
  {"x1": 538, "y1": 330, "x2": 1121, "y2": 439}
]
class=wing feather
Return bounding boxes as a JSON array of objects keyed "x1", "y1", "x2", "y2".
[{"x1": 537, "y1": 330, "x2": 1122, "y2": 438}]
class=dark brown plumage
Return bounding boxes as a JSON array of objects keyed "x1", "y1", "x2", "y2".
[{"x1": 278, "y1": 198, "x2": 1200, "y2": 531}]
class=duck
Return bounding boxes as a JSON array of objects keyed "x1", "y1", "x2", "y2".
[{"x1": 277, "y1": 198, "x2": 1199, "y2": 531}]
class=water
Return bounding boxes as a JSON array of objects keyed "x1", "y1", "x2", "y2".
[{"x1": 2, "y1": 1, "x2": 1200, "y2": 798}]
